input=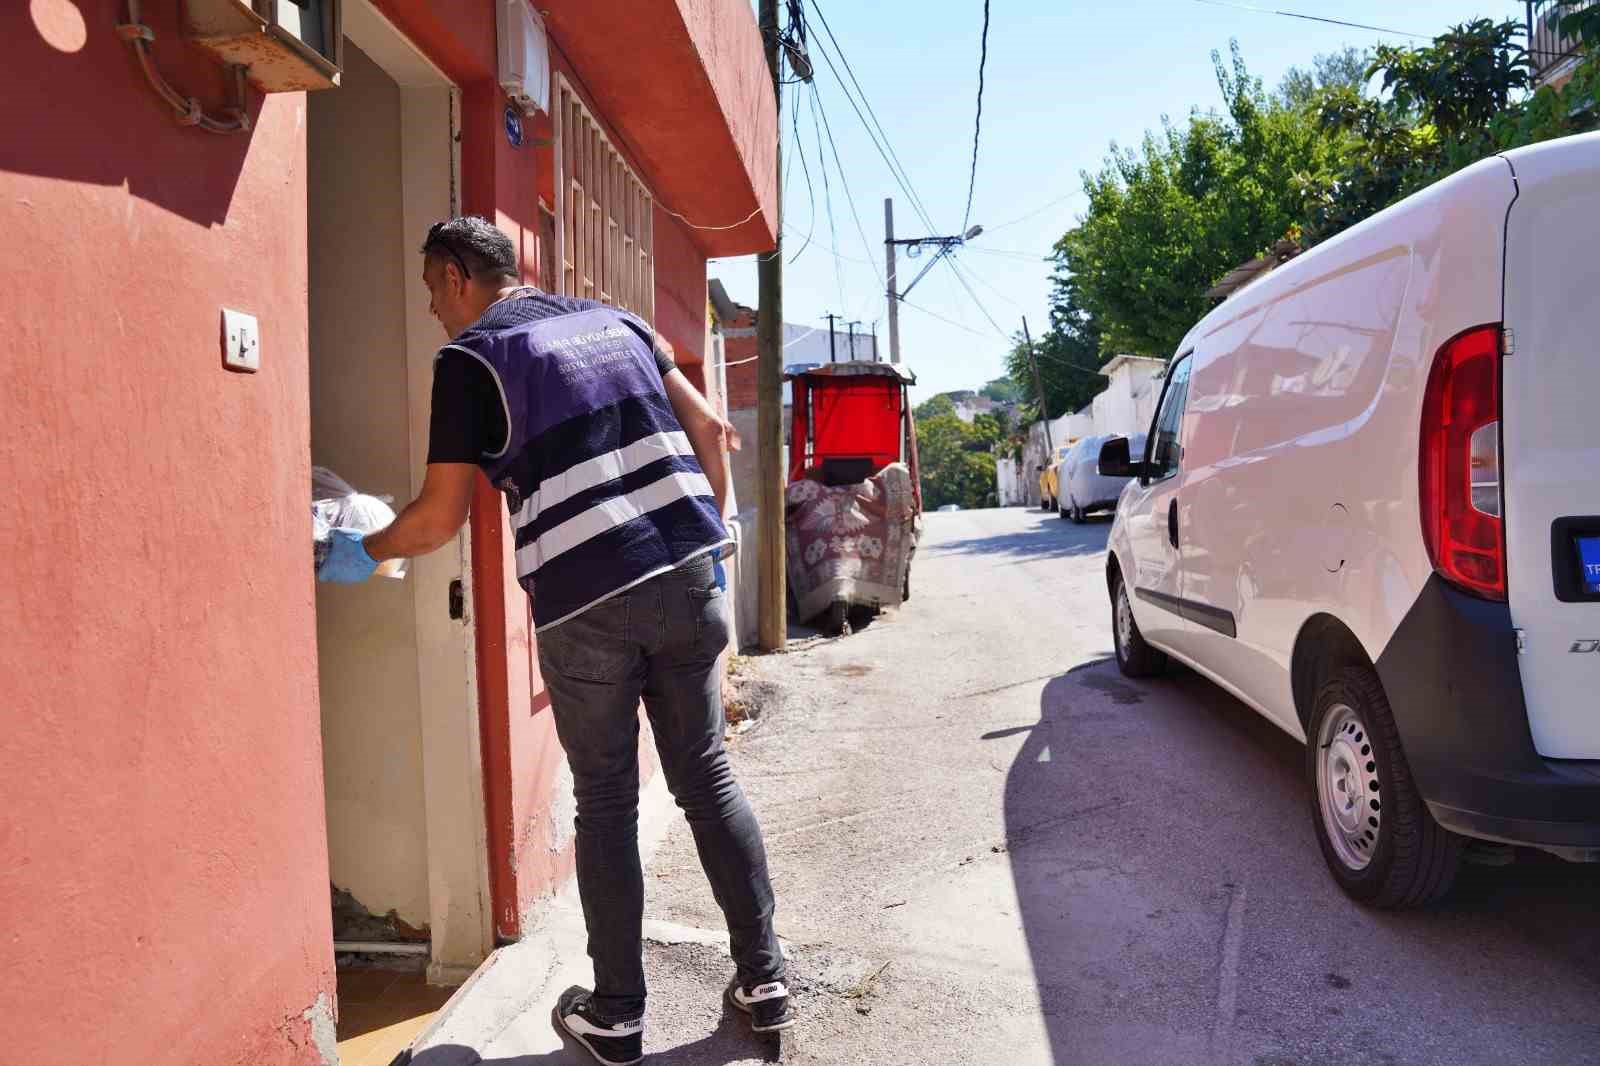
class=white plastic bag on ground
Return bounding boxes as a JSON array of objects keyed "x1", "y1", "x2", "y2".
[{"x1": 312, "y1": 465, "x2": 407, "y2": 579}]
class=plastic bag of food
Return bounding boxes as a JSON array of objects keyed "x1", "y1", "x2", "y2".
[{"x1": 312, "y1": 466, "x2": 407, "y2": 579}]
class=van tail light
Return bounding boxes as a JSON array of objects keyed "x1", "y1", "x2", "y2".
[{"x1": 1419, "y1": 324, "x2": 1505, "y2": 600}]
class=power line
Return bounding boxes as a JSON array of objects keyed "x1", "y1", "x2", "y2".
[
  {"x1": 786, "y1": 80, "x2": 817, "y2": 265},
  {"x1": 943, "y1": 256, "x2": 1010, "y2": 339},
  {"x1": 779, "y1": 224, "x2": 878, "y2": 264},
  {"x1": 964, "y1": 245, "x2": 1054, "y2": 262},
  {"x1": 961, "y1": 0, "x2": 991, "y2": 234},
  {"x1": 987, "y1": 190, "x2": 1083, "y2": 231},
  {"x1": 804, "y1": 0, "x2": 940, "y2": 234},
  {"x1": 807, "y1": 85, "x2": 849, "y2": 320},
  {"x1": 1187, "y1": 0, "x2": 1427, "y2": 40},
  {"x1": 898, "y1": 297, "x2": 1001, "y2": 341},
  {"x1": 808, "y1": 66, "x2": 885, "y2": 298},
  {"x1": 1032, "y1": 346, "x2": 1114, "y2": 378},
  {"x1": 950, "y1": 254, "x2": 1029, "y2": 311}
]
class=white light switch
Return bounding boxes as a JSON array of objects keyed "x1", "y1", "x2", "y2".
[{"x1": 222, "y1": 308, "x2": 260, "y2": 372}]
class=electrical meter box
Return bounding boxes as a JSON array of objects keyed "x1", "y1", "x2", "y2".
[
  {"x1": 185, "y1": 0, "x2": 343, "y2": 92},
  {"x1": 497, "y1": 0, "x2": 550, "y2": 115}
]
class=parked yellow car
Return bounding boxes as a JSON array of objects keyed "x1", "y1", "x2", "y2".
[{"x1": 1037, "y1": 440, "x2": 1077, "y2": 511}]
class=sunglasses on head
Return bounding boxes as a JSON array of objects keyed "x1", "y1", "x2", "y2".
[{"x1": 424, "y1": 227, "x2": 472, "y2": 281}]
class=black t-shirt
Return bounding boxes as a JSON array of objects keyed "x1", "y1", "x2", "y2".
[{"x1": 426, "y1": 292, "x2": 676, "y2": 465}]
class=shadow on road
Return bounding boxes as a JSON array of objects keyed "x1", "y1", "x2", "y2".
[
  {"x1": 1001, "y1": 660, "x2": 1600, "y2": 1064},
  {"x1": 924, "y1": 510, "x2": 1112, "y2": 564}
]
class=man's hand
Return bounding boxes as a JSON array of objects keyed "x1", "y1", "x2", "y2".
[{"x1": 318, "y1": 528, "x2": 380, "y2": 583}]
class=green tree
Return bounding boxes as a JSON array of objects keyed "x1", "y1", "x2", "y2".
[
  {"x1": 1056, "y1": 43, "x2": 1344, "y2": 358},
  {"x1": 1278, "y1": 47, "x2": 1373, "y2": 109},
  {"x1": 1302, "y1": 16, "x2": 1597, "y2": 243},
  {"x1": 915, "y1": 409, "x2": 1003, "y2": 511},
  {"x1": 979, "y1": 376, "x2": 1024, "y2": 404},
  {"x1": 1004, "y1": 273, "x2": 1112, "y2": 422},
  {"x1": 913, "y1": 394, "x2": 957, "y2": 422}
]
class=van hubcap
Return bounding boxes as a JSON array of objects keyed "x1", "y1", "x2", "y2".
[
  {"x1": 1116, "y1": 586, "x2": 1135, "y2": 655},
  {"x1": 1317, "y1": 703, "x2": 1382, "y2": 871}
]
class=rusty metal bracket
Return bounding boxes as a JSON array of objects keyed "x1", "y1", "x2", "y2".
[{"x1": 117, "y1": 0, "x2": 252, "y2": 134}]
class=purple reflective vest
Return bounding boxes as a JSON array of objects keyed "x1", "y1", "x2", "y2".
[{"x1": 443, "y1": 296, "x2": 729, "y2": 630}]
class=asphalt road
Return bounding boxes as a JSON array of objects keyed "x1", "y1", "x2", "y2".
[{"x1": 612, "y1": 507, "x2": 1600, "y2": 1065}]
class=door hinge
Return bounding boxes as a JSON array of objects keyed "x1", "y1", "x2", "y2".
[
  {"x1": 1501, "y1": 327, "x2": 1516, "y2": 356},
  {"x1": 449, "y1": 579, "x2": 465, "y2": 621}
]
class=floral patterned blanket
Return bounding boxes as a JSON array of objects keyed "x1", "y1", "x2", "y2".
[{"x1": 784, "y1": 463, "x2": 919, "y2": 623}]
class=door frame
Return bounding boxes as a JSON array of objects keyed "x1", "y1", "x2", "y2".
[{"x1": 342, "y1": 0, "x2": 493, "y2": 984}]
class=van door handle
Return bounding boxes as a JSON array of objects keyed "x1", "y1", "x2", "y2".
[{"x1": 1168, "y1": 499, "x2": 1179, "y2": 548}]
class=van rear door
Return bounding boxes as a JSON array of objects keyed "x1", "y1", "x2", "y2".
[{"x1": 1501, "y1": 132, "x2": 1600, "y2": 759}]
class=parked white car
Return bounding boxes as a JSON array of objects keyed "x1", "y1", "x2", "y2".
[
  {"x1": 1100, "y1": 131, "x2": 1600, "y2": 908},
  {"x1": 1060, "y1": 433, "x2": 1145, "y2": 523}
]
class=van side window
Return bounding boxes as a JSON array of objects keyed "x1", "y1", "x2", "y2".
[{"x1": 1146, "y1": 356, "x2": 1192, "y2": 481}]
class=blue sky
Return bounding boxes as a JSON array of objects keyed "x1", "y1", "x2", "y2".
[{"x1": 710, "y1": 0, "x2": 1527, "y2": 402}]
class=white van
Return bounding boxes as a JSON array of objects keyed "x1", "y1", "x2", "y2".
[{"x1": 1099, "y1": 131, "x2": 1600, "y2": 908}]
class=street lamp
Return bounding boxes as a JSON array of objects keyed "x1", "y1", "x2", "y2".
[{"x1": 888, "y1": 223, "x2": 983, "y2": 304}]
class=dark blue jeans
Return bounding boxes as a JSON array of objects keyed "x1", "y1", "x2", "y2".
[{"x1": 537, "y1": 554, "x2": 783, "y2": 1022}]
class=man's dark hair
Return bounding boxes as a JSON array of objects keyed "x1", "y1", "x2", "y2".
[{"x1": 421, "y1": 216, "x2": 518, "y2": 282}]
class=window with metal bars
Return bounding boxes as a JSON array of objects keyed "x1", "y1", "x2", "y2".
[{"x1": 552, "y1": 73, "x2": 654, "y2": 325}]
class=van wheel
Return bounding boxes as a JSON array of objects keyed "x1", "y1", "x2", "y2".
[
  {"x1": 1112, "y1": 572, "x2": 1166, "y2": 678},
  {"x1": 1058, "y1": 496, "x2": 1071, "y2": 520},
  {"x1": 1071, "y1": 500, "x2": 1086, "y2": 524},
  {"x1": 1308, "y1": 665, "x2": 1463, "y2": 908}
]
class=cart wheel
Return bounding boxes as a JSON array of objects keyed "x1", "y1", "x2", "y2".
[
  {"x1": 826, "y1": 600, "x2": 851, "y2": 636},
  {"x1": 902, "y1": 567, "x2": 912, "y2": 602}
]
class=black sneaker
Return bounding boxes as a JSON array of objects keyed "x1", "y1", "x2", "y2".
[
  {"x1": 725, "y1": 978, "x2": 796, "y2": 1033},
  {"x1": 552, "y1": 986, "x2": 644, "y2": 1065}
]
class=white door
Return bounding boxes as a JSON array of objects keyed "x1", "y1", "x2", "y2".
[
  {"x1": 1501, "y1": 133, "x2": 1600, "y2": 759},
  {"x1": 1122, "y1": 356, "x2": 1193, "y2": 654}
]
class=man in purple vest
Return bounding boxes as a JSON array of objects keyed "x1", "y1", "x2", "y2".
[{"x1": 319, "y1": 217, "x2": 792, "y2": 1064}]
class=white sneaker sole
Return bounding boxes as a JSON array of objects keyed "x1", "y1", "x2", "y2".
[
  {"x1": 726, "y1": 986, "x2": 797, "y2": 1033},
  {"x1": 552, "y1": 1006, "x2": 645, "y2": 1065}
]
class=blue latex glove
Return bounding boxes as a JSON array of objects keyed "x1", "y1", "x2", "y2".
[
  {"x1": 714, "y1": 559, "x2": 727, "y2": 591},
  {"x1": 318, "y1": 528, "x2": 379, "y2": 583}
]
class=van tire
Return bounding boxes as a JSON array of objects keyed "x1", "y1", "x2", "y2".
[
  {"x1": 1307, "y1": 665, "x2": 1463, "y2": 908},
  {"x1": 1112, "y1": 572, "x2": 1166, "y2": 678}
]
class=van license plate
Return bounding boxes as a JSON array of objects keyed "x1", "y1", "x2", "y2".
[{"x1": 1579, "y1": 535, "x2": 1600, "y2": 595}]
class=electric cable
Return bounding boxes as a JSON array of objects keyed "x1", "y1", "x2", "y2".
[
  {"x1": 961, "y1": 0, "x2": 992, "y2": 234},
  {"x1": 809, "y1": 69, "x2": 887, "y2": 298},
  {"x1": 808, "y1": 85, "x2": 851, "y2": 319},
  {"x1": 787, "y1": 82, "x2": 818, "y2": 265},
  {"x1": 804, "y1": 0, "x2": 940, "y2": 234},
  {"x1": 1187, "y1": 0, "x2": 1426, "y2": 40},
  {"x1": 942, "y1": 256, "x2": 1010, "y2": 339},
  {"x1": 986, "y1": 191, "x2": 1083, "y2": 231}
]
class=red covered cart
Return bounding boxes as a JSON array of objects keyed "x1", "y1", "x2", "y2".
[{"x1": 784, "y1": 362, "x2": 923, "y2": 634}]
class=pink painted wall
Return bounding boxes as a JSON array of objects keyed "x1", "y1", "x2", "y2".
[
  {"x1": 2, "y1": 3, "x2": 332, "y2": 1063},
  {"x1": 653, "y1": 208, "x2": 711, "y2": 372}
]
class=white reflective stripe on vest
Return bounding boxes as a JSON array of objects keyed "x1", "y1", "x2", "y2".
[
  {"x1": 514, "y1": 430, "x2": 695, "y2": 529},
  {"x1": 514, "y1": 469, "x2": 715, "y2": 574}
]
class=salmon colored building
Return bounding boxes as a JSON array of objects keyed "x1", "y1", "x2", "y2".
[{"x1": 1, "y1": 2, "x2": 775, "y2": 1063}]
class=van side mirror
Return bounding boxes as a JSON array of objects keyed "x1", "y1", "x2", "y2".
[{"x1": 1098, "y1": 437, "x2": 1144, "y2": 479}]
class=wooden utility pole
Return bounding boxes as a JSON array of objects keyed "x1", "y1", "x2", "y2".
[
  {"x1": 757, "y1": 0, "x2": 786, "y2": 651},
  {"x1": 1022, "y1": 316, "x2": 1054, "y2": 456},
  {"x1": 884, "y1": 197, "x2": 901, "y2": 364},
  {"x1": 823, "y1": 312, "x2": 838, "y2": 363}
]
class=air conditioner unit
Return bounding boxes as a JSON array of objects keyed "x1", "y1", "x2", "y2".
[{"x1": 497, "y1": 0, "x2": 550, "y2": 115}]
